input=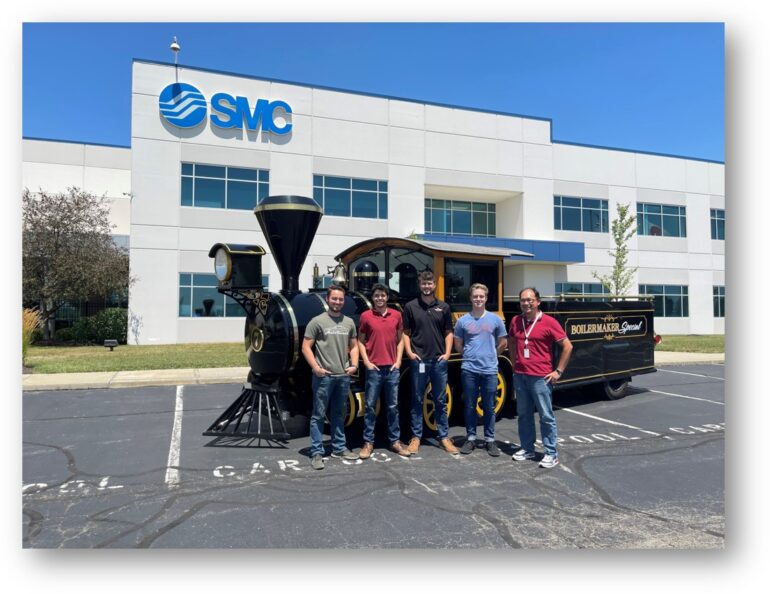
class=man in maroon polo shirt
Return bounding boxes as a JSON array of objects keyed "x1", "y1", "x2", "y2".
[
  {"x1": 507, "y1": 287, "x2": 573, "y2": 468},
  {"x1": 358, "y1": 283, "x2": 411, "y2": 459}
]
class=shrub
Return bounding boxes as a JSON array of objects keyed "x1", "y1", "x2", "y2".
[
  {"x1": 71, "y1": 308, "x2": 128, "y2": 344},
  {"x1": 22, "y1": 308, "x2": 43, "y2": 365},
  {"x1": 54, "y1": 327, "x2": 76, "y2": 343}
]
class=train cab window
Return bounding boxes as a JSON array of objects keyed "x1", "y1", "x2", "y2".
[
  {"x1": 388, "y1": 248, "x2": 433, "y2": 302},
  {"x1": 444, "y1": 259, "x2": 499, "y2": 310}
]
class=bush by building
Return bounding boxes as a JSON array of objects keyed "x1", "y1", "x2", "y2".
[{"x1": 71, "y1": 308, "x2": 128, "y2": 345}]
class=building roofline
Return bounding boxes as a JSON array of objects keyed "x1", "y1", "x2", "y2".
[
  {"x1": 132, "y1": 58, "x2": 554, "y2": 124},
  {"x1": 553, "y1": 139, "x2": 724, "y2": 165},
  {"x1": 23, "y1": 136, "x2": 131, "y2": 150}
]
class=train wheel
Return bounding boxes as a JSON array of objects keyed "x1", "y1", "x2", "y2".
[
  {"x1": 602, "y1": 378, "x2": 629, "y2": 400},
  {"x1": 423, "y1": 382, "x2": 453, "y2": 433},
  {"x1": 474, "y1": 371, "x2": 508, "y2": 420}
]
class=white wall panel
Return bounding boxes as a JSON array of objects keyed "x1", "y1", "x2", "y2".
[
  {"x1": 312, "y1": 88, "x2": 389, "y2": 125},
  {"x1": 311, "y1": 118, "x2": 389, "y2": 162},
  {"x1": 389, "y1": 127, "x2": 425, "y2": 167},
  {"x1": 268, "y1": 152, "x2": 313, "y2": 196},
  {"x1": 22, "y1": 162, "x2": 84, "y2": 192},
  {"x1": 127, "y1": 247, "x2": 179, "y2": 344},
  {"x1": 23, "y1": 139, "x2": 85, "y2": 165},
  {"x1": 496, "y1": 115, "x2": 523, "y2": 142},
  {"x1": 521, "y1": 119, "x2": 551, "y2": 144},
  {"x1": 636, "y1": 153, "x2": 687, "y2": 191},
  {"x1": 389, "y1": 100, "x2": 425, "y2": 129}
]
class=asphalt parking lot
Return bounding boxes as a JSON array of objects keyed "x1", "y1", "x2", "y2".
[{"x1": 22, "y1": 363, "x2": 725, "y2": 549}]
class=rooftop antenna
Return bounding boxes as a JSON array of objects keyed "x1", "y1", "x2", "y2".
[{"x1": 170, "y1": 36, "x2": 181, "y2": 81}]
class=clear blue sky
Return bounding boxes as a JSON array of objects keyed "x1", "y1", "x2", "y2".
[{"x1": 22, "y1": 22, "x2": 724, "y2": 162}]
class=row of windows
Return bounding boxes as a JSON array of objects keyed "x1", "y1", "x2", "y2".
[
  {"x1": 553, "y1": 196, "x2": 725, "y2": 241},
  {"x1": 181, "y1": 163, "x2": 270, "y2": 210},
  {"x1": 179, "y1": 163, "x2": 726, "y2": 240},
  {"x1": 638, "y1": 284, "x2": 725, "y2": 318},
  {"x1": 555, "y1": 282, "x2": 609, "y2": 301},
  {"x1": 637, "y1": 203, "x2": 687, "y2": 237},
  {"x1": 711, "y1": 209, "x2": 725, "y2": 240},
  {"x1": 554, "y1": 196, "x2": 609, "y2": 233},
  {"x1": 177, "y1": 273, "x2": 724, "y2": 320},
  {"x1": 424, "y1": 199, "x2": 496, "y2": 237},
  {"x1": 312, "y1": 175, "x2": 388, "y2": 219}
]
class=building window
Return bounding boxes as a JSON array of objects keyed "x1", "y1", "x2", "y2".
[
  {"x1": 637, "y1": 203, "x2": 687, "y2": 237},
  {"x1": 424, "y1": 199, "x2": 496, "y2": 237},
  {"x1": 555, "y1": 282, "x2": 610, "y2": 301},
  {"x1": 179, "y1": 273, "x2": 269, "y2": 317},
  {"x1": 312, "y1": 175, "x2": 388, "y2": 219},
  {"x1": 553, "y1": 196, "x2": 609, "y2": 233},
  {"x1": 181, "y1": 163, "x2": 269, "y2": 210},
  {"x1": 713, "y1": 286, "x2": 725, "y2": 318},
  {"x1": 711, "y1": 209, "x2": 725, "y2": 240},
  {"x1": 639, "y1": 284, "x2": 689, "y2": 317}
]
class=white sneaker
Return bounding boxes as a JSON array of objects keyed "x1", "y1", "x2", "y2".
[
  {"x1": 512, "y1": 449, "x2": 536, "y2": 461},
  {"x1": 539, "y1": 454, "x2": 559, "y2": 468}
]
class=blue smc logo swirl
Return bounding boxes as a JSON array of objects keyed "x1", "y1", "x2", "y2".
[{"x1": 159, "y1": 83, "x2": 207, "y2": 128}]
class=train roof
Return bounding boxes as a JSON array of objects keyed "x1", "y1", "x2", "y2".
[{"x1": 336, "y1": 237, "x2": 534, "y2": 261}]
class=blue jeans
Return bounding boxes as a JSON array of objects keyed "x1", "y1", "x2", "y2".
[
  {"x1": 513, "y1": 373, "x2": 558, "y2": 457},
  {"x1": 410, "y1": 358, "x2": 449, "y2": 440},
  {"x1": 309, "y1": 374, "x2": 350, "y2": 457},
  {"x1": 363, "y1": 366, "x2": 401, "y2": 444},
  {"x1": 461, "y1": 370, "x2": 497, "y2": 442}
]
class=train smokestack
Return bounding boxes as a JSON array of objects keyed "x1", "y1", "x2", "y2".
[{"x1": 254, "y1": 195, "x2": 323, "y2": 296}]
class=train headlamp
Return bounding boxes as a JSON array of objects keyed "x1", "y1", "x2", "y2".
[
  {"x1": 208, "y1": 243, "x2": 266, "y2": 289},
  {"x1": 214, "y1": 248, "x2": 232, "y2": 282}
]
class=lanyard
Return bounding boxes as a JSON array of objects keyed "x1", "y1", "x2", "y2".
[{"x1": 520, "y1": 311, "x2": 542, "y2": 347}]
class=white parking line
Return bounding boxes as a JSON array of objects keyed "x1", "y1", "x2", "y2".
[
  {"x1": 164, "y1": 385, "x2": 184, "y2": 487},
  {"x1": 556, "y1": 407, "x2": 662, "y2": 436},
  {"x1": 647, "y1": 389, "x2": 724, "y2": 406},
  {"x1": 657, "y1": 368, "x2": 725, "y2": 381}
]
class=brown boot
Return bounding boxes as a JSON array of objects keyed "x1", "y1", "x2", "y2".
[
  {"x1": 390, "y1": 441, "x2": 412, "y2": 457},
  {"x1": 359, "y1": 442, "x2": 374, "y2": 460},
  {"x1": 440, "y1": 438, "x2": 459, "y2": 454},
  {"x1": 407, "y1": 437, "x2": 421, "y2": 454}
]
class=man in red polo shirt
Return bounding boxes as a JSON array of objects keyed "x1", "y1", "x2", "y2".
[
  {"x1": 358, "y1": 283, "x2": 411, "y2": 459},
  {"x1": 507, "y1": 287, "x2": 573, "y2": 468}
]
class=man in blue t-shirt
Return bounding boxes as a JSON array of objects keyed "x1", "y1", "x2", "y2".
[{"x1": 454, "y1": 283, "x2": 507, "y2": 457}]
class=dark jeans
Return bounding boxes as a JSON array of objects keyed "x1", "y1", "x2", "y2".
[
  {"x1": 409, "y1": 358, "x2": 449, "y2": 440},
  {"x1": 309, "y1": 374, "x2": 350, "y2": 457},
  {"x1": 363, "y1": 366, "x2": 401, "y2": 444},
  {"x1": 461, "y1": 369, "x2": 498, "y2": 441}
]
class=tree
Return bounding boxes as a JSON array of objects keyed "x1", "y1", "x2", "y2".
[
  {"x1": 22, "y1": 187, "x2": 132, "y2": 340},
  {"x1": 592, "y1": 202, "x2": 638, "y2": 297}
]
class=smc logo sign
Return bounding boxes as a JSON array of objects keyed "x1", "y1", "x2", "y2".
[{"x1": 159, "y1": 82, "x2": 292, "y2": 135}]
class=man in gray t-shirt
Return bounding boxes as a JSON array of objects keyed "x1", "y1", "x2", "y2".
[{"x1": 301, "y1": 285, "x2": 360, "y2": 470}]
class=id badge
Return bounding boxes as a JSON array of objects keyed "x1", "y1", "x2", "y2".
[
  {"x1": 419, "y1": 362, "x2": 426, "y2": 374},
  {"x1": 523, "y1": 348, "x2": 530, "y2": 359}
]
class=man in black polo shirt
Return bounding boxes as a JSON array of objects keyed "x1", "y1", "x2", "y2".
[{"x1": 403, "y1": 270, "x2": 458, "y2": 455}]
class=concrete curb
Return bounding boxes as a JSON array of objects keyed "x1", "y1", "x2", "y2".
[{"x1": 22, "y1": 354, "x2": 724, "y2": 392}]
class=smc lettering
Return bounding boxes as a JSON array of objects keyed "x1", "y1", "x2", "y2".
[{"x1": 210, "y1": 93, "x2": 292, "y2": 134}]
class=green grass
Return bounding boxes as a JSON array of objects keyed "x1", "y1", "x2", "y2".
[
  {"x1": 26, "y1": 342, "x2": 247, "y2": 374},
  {"x1": 26, "y1": 334, "x2": 724, "y2": 374},
  {"x1": 656, "y1": 334, "x2": 724, "y2": 353}
]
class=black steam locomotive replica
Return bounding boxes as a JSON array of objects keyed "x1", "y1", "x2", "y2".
[{"x1": 203, "y1": 194, "x2": 657, "y2": 443}]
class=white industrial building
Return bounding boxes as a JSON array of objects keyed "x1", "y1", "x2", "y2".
[{"x1": 21, "y1": 59, "x2": 725, "y2": 344}]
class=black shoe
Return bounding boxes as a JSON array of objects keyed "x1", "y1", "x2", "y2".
[
  {"x1": 486, "y1": 441, "x2": 501, "y2": 457},
  {"x1": 460, "y1": 439, "x2": 476, "y2": 455}
]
